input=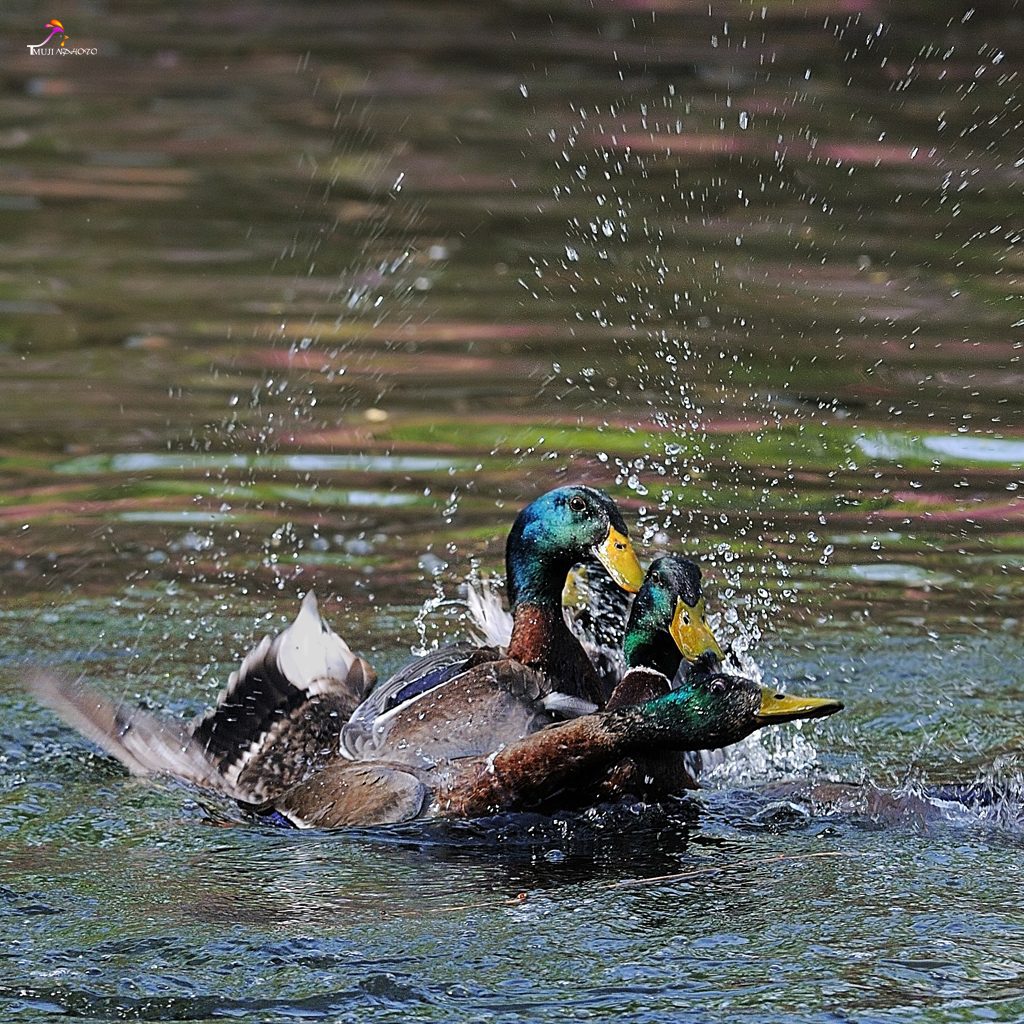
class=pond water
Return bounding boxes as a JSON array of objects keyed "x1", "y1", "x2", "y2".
[{"x1": 1, "y1": 2, "x2": 1023, "y2": 1021}]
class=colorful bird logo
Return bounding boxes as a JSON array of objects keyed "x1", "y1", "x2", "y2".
[{"x1": 28, "y1": 19, "x2": 68, "y2": 51}]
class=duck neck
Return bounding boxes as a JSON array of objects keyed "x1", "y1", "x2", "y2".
[
  {"x1": 607, "y1": 689, "x2": 718, "y2": 750},
  {"x1": 504, "y1": 529, "x2": 600, "y2": 698},
  {"x1": 624, "y1": 631, "x2": 682, "y2": 682},
  {"x1": 506, "y1": 602, "x2": 600, "y2": 702},
  {"x1": 436, "y1": 692, "x2": 741, "y2": 819},
  {"x1": 505, "y1": 529, "x2": 571, "y2": 613},
  {"x1": 439, "y1": 695, "x2": 698, "y2": 818},
  {"x1": 439, "y1": 713, "x2": 624, "y2": 817}
]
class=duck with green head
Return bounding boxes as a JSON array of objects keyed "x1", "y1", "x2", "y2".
[
  {"x1": 504, "y1": 484, "x2": 646, "y2": 693},
  {"x1": 597, "y1": 554, "x2": 741, "y2": 798},
  {"x1": 339, "y1": 484, "x2": 647, "y2": 764},
  {"x1": 611, "y1": 553, "x2": 724, "y2": 701},
  {"x1": 255, "y1": 633, "x2": 842, "y2": 828}
]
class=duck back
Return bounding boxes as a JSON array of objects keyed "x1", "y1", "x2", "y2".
[{"x1": 341, "y1": 656, "x2": 554, "y2": 765}]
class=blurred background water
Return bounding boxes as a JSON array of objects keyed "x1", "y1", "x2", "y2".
[{"x1": 1, "y1": 2, "x2": 1023, "y2": 1021}]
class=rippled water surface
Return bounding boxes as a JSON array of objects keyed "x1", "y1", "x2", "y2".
[{"x1": 2, "y1": 2, "x2": 1023, "y2": 1021}]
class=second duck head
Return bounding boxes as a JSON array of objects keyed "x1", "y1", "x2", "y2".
[{"x1": 624, "y1": 555, "x2": 725, "y2": 678}]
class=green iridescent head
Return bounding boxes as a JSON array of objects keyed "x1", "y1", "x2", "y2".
[
  {"x1": 505, "y1": 486, "x2": 644, "y2": 609},
  {"x1": 615, "y1": 668, "x2": 844, "y2": 751},
  {"x1": 623, "y1": 556, "x2": 725, "y2": 677}
]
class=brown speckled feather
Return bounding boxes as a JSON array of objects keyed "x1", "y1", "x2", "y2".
[
  {"x1": 187, "y1": 591, "x2": 378, "y2": 800},
  {"x1": 343, "y1": 658, "x2": 556, "y2": 768},
  {"x1": 191, "y1": 592, "x2": 375, "y2": 799},
  {"x1": 227, "y1": 691, "x2": 356, "y2": 802},
  {"x1": 264, "y1": 761, "x2": 428, "y2": 829}
]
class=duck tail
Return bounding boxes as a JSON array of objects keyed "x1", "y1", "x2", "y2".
[
  {"x1": 465, "y1": 579, "x2": 513, "y2": 649},
  {"x1": 29, "y1": 591, "x2": 378, "y2": 804},
  {"x1": 27, "y1": 669, "x2": 234, "y2": 794}
]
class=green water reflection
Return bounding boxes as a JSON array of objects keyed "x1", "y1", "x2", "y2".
[{"x1": 1, "y1": 1, "x2": 1022, "y2": 630}]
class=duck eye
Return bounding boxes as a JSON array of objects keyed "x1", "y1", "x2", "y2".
[
  {"x1": 568, "y1": 495, "x2": 587, "y2": 513},
  {"x1": 710, "y1": 678, "x2": 726, "y2": 694}
]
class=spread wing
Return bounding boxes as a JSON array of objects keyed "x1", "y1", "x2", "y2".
[
  {"x1": 28, "y1": 591, "x2": 376, "y2": 803},
  {"x1": 191, "y1": 591, "x2": 374, "y2": 799}
]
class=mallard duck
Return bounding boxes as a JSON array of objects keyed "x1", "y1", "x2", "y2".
[
  {"x1": 498, "y1": 483, "x2": 646, "y2": 698},
  {"x1": 337, "y1": 484, "x2": 648, "y2": 764},
  {"x1": 597, "y1": 554, "x2": 733, "y2": 798},
  {"x1": 30, "y1": 484, "x2": 647, "y2": 803},
  {"x1": 252, "y1": 666, "x2": 843, "y2": 828}
]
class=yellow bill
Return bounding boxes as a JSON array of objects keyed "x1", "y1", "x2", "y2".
[
  {"x1": 669, "y1": 597, "x2": 725, "y2": 663},
  {"x1": 592, "y1": 526, "x2": 644, "y2": 593},
  {"x1": 754, "y1": 687, "x2": 844, "y2": 725}
]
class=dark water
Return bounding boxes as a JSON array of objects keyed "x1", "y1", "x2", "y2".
[{"x1": 1, "y1": 2, "x2": 1023, "y2": 1021}]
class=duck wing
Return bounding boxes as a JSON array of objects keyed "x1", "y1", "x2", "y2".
[
  {"x1": 465, "y1": 581, "x2": 513, "y2": 648},
  {"x1": 347, "y1": 643, "x2": 493, "y2": 723},
  {"x1": 341, "y1": 657, "x2": 559, "y2": 766},
  {"x1": 29, "y1": 592, "x2": 376, "y2": 804},
  {"x1": 188, "y1": 591, "x2": 374, "y2": 800},
  {"x1": 27, "y1": 669, "x2": 234, "y2": 795},
  {"x1": 340, "y1": 644, "x2": 499, "y2": 758}
]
